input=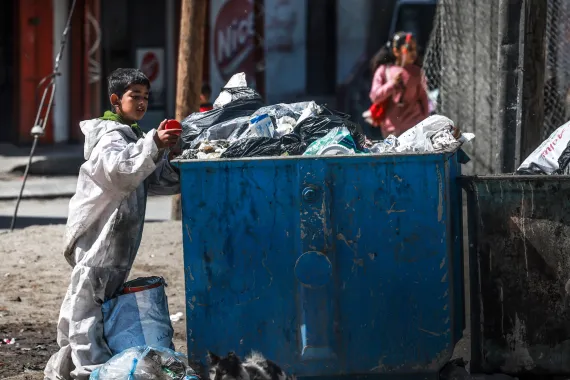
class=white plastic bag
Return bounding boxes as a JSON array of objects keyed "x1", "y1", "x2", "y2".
[
  {"x1": 90, "y1": 346, "x2": 200, "y2": 380},
  {"x1": 370, "y1": 135, "x2": 399, "y2": 154},
  {"x1": 296, "y1": 101, "x2": 321, "y2": 125},
  {"x1": 517, "y1": 120, "x2": 570, "y2": 174},
  {"x1": 274, "y1": 116, "x2": 296, "y2": 137},
  {"x1": 246, "y1": 114, "x2": 275, "y2": 138},
  {"x1": 397, "y1": 115, "x2": 458, "y2": 152},
  {"x1": 213, "y1": 72, "x2": 248, "y2": 108}
]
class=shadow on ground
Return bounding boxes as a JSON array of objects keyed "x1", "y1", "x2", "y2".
[
  {"x1": 0, "y1": 216, "x2": 68, "y2": 230},
  {"x1": 0, "y1": 217, "x2": 168, "y2": 230}
]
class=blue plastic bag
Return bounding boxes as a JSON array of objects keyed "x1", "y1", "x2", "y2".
[
  {"x1": 90, "y1": 346, "x2": 201, "y2": 380},
  {"x1": 102, "y1": 277, "x2": 174, "y2": 356}
]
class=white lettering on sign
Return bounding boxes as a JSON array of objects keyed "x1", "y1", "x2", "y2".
[{"x1": 216, "y1": 12, "x2": 254, "y2": 63}]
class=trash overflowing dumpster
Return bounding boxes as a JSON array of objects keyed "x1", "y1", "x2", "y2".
[
  {"x1": 171, "y1": 72, "x2": 477, "y2": 378},
  {"x1": 462, "y1": 175, "x2": 570, "y2": 376}
]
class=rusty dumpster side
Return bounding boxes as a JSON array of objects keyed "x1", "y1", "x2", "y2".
[{"x1": 462, "y1": 175, "x2": 570, "y2": 376}]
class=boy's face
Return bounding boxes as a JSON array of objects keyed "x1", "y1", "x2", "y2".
[{"x1": 110, "y1": 84, "x2": 149, "y2": 122}]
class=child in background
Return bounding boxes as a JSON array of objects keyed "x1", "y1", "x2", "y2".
[
  {"x1": 200, "y1": 83, "x2": 213, "y2": 112},
  {"x1": 44, "y1": 68, "x2": 181, "y2": 380},
  {"x1": 367, "y1": 32, "x2": 429, "y2": 138}
]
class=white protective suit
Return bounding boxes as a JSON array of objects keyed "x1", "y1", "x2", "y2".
[{"x1": 44, "y1": 119, "x2": 180, "y2": 380}]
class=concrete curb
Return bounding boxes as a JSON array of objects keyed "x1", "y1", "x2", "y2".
[
  {"x1": 0, "y1": 177, "x2": 78, "y2": 201},
  {"x1": 0, "y1": 143, "x2": 84, "y2": 177},
  {"x1": 5, "y1": 156, "x2": 84, "y2": 177},
  {"x1": 0, "y1": 191, "x2": 77, "y2": 201}
]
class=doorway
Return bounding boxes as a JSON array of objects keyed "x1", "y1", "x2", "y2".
[
  {"x1": 0, "y1": 0, "x2": 15, "y2": 142},
  {"x1": 306, "y1": 0, "x2": 337, "y2": 96}
]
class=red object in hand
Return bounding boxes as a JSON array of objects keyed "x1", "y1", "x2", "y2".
[
  {"x1": 200, "y1": 104, "x2": 214, "y2": 112},
  {"x1": 165, "y1": 119, "x2": 182, "y2": 135},
  {"x1": 369, "y1": 102, "x2": 386, "y2": 127}
]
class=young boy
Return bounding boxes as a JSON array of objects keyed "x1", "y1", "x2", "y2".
[
  {"x1": 44, "y1": 68, "x2": 181, "y2": 380},
  {"x1": 200, "y1": 82, "x2": 213, "y2": 112}
]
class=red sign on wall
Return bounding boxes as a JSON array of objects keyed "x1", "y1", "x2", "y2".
[
  {"x1": 213, "y1": 0, "x2": 256, "y2": 83},
  {"x1": 140, "y1": 52, "x2": 160, "y2": 82}
]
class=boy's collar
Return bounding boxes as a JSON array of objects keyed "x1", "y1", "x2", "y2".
[{"x1": 100, "y1": 111, "x2": 144, "y2": 138}]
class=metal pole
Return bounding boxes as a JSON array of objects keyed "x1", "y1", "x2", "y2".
[
  {"x1": 519, "y1": 0, "x2": 547, "y2": 162},
  {"x1": 497, "y1": 0, "x2": 523, "y2": 173},
  {"x1": 53, "y1": 0, "x2": 71, "y2": 143}
]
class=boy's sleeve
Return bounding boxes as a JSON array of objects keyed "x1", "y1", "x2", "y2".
[
  {"x1": 84, "y1": 130, "x2": 161, "y2": 195},
  {"x1": 147, "y1": 152, "x2": 181, "y2": 196}
]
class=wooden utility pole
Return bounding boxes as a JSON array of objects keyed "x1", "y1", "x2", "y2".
[{"x1": 171, "y1": 0, "x2": 207, "y2": 220}]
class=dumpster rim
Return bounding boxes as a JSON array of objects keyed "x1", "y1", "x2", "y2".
[
  {"x1": 172, "y1": 148, "x2": 460, "y2": 166},
  {"x1": 459, "y1": 174, "x2": 570, "y2": 184}
]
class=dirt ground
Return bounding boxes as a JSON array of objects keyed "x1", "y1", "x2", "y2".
[
  {"x1": 0, "y1": 222, "x2": 187, "y2": 379},
  {"x1": 0, "y1": 221, "x2": 471, "y2": 380}
]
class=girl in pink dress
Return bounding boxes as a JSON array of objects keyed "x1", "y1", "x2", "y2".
[{"x1": 367, "y1": 32, "x2": 429, "y2": 138}]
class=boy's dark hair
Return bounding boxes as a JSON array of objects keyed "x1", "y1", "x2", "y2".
[
  {"x1": 201, "y1": 83, "x2": 212, "y2": 98},
  {"x1": 107, "y1": 68, "x2": 151, "y2": 99}
]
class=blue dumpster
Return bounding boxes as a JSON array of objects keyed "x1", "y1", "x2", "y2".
[{"x1": 175, "y1": 150, "x2": 465, "y2": 377}]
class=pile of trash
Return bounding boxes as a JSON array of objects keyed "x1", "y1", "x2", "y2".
[
  {"x1": 176, "y1": 73, "x2": 475, "y2": 160},
  {"x1": 369, "y1": 115, "x2": 475, "y2": 155},
  {"x1": 90, "y1": 346, "x2": 200, "y2": 380},
  {"x1": 517, "y1": 120, "x2": 570, "y2": 175}
]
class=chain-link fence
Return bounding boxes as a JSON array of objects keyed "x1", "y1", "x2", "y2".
[
  {"x1": 423, "y1": 1, "x2": 499, "y2": 174},
  {"x1": 422, "y1": 0, "x2": 570, "y2": 174},
  {"x1": 544, "y1": 0, "x2": 570, "y2": 137}
]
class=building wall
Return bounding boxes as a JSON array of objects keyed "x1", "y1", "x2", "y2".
[
  {"x1": 5, "y1": 0, "x2": 398, "y2": 145},
  {"x1": 336, "y1": 0, "x2": 371, "y2": 84},
  {"x1": 17, "y1": 0, "x2": 54, "y2": 144},
  {"x1": 208, "y1": 0, "x2": 377, "y2": 104},
  {"x1": 100, "y1": 0, "x2": 173, "y2": 132},
  {"x1": 6, "y1": 0, "x2": 101, "y2": 145},
  {"x1": 209, "y1": 0, "x2": 307, "y2": 104},
  {"x1": 0, "y1": 0, "x2": 16, "y2": 143},
  {"x1": 264, "y1": 0, "x2": 307, "y2": 104}
]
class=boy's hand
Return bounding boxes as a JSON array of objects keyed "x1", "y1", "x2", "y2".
[{"x1": 154, "y1": 120, "x2": 180, "y2": 149}]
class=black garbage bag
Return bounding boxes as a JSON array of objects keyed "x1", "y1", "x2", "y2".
[
  {"x1": 221, "y1": 137, "x2": 281, "y2": 158},
  {"x1": 190, "y1": 116, "x2": 250, "y2": 149},
  {"x1": 294, "y1": 113, "x2": 367, "y2": 150},
  {"x1": 216, "y1": 86, "x2": 263, "y2": 105},
  {"x1": 280, "y1": 133, "x2": 307, "y2": 155},
  {"x1": 221, "y1": 134, "x2": 307, "y2": 158},
  {"x1": 180, "y1": 87, "x2": 264, "y2": 150}
]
